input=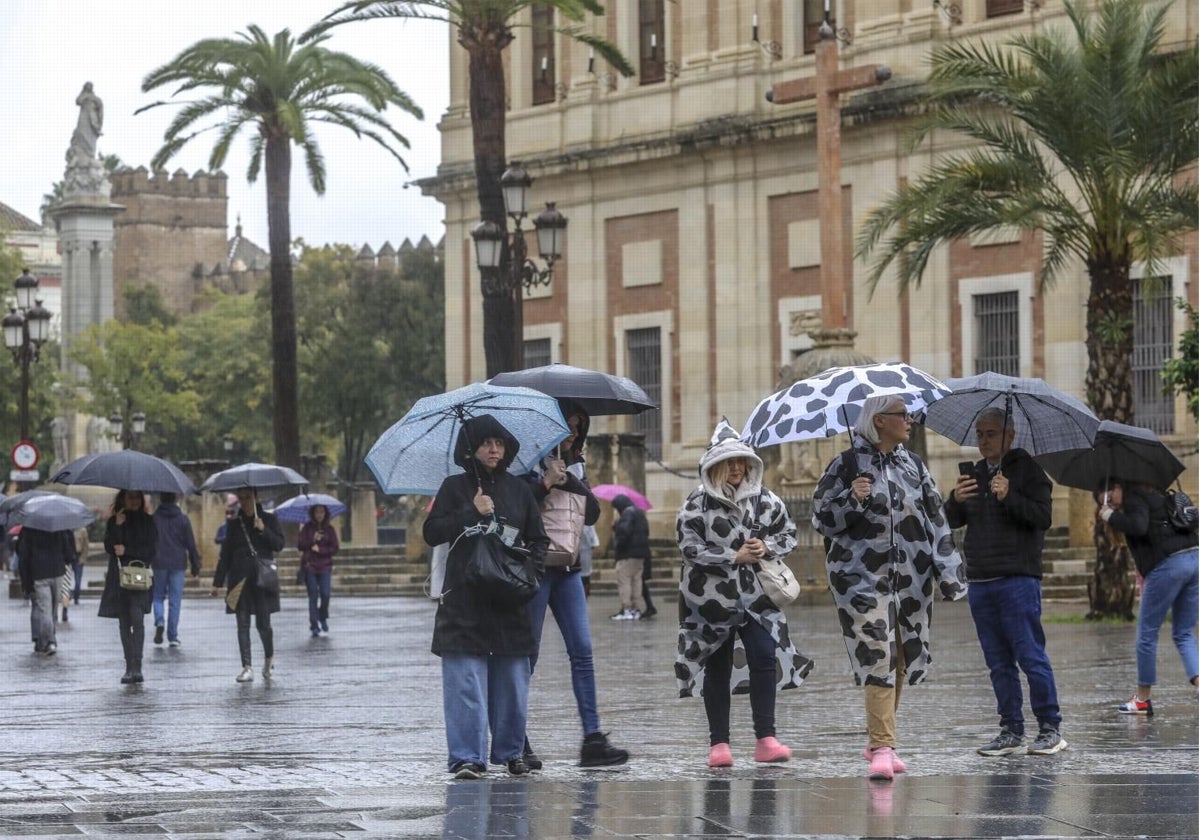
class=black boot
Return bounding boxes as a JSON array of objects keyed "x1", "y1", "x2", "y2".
[
  {"x1": 132, "y1": 660, "x2": 143, "y2": 684},
  {"x1": 580, "y1": 732, "x2": 629, "y2": 767},
  {"x1": 522, "y1": 736, "x2": 543, "y2": 771}
]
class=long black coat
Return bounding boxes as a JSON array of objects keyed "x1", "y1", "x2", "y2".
[
  {"x1": 213, "y1": 505, "x2": 284, "y2": 614},
  {"x1": 98, "y1": 510, "x2": 159, "y2": 619}
]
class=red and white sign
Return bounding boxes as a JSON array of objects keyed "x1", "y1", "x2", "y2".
[{"x1": 11, "y1": 441, "x2": 39, "y2": 471}]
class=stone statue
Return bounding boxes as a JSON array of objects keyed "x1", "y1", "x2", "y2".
[
  {"x1": 68, "y1": 82, "x2": 103, "y2": 165},
  {"x1": 50, "y1": 416, "x2": 69, "y2": 471}
]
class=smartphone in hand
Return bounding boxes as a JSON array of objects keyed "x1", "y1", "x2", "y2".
[{"x1": 958, "y1": 461, "x2": 975, "y2": 476}]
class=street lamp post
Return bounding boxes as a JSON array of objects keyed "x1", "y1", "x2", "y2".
[
  {"x1": 109, "y1": 410, "x2": 147, "y2": 450},
  {"x1": 3, "y1": 269, "x2": 53, "y2": 447}
]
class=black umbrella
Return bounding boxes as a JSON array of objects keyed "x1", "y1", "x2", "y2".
[
  {"x1": 201, "y1": 462, "x2": 309, "y2": 494},
  {"x1": 489, "y1": 364, "x2": 657, "y2": 416},
  {"x1": 49, "y1": 449, "x2": 196, "y2": 495},
  {"x1": 1036, "y1": 420, "x2": 1186, "y2": 491}
]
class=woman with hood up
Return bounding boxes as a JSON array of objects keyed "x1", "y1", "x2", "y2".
[
  {"x1": 811, "y1": 395, "x2": 967, "y2": 781},
  {"x1": 423, "y1": 414, "x2": 550, "y2": 780},
  {"x1": 675, "y1": 420, "x2": 814, "y2": 769}
]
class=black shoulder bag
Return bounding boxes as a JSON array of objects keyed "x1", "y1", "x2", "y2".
[{"x1": 240, "y1": 517, "x2": 280, "y2": 595}]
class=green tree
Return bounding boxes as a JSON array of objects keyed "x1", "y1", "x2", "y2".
[
  {"x1": 138, "y1": 24, "x2": 424, "y2": 469},
  {"x1": 124, "y1": 284, "x2": 178, "y2": 328},
  {"x1": 856, "y1": 0, "x2": 1197, "y2": 618},
  {"x1": 1162, "y1": 300, "x2": 1198, "y2": 420},
  {"x1": 306, "y1": 2, "x2": 633, "y2": 376}
]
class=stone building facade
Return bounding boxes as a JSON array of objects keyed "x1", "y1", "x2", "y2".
[{"x1": 422, "y1": 0, "x2": 1199, "y2": 527}]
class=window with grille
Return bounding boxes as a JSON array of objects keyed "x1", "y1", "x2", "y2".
[
  {"x1": 1132, "y1": 277, "x2": 1175, "y2": 435},
  {"x1": 974, "y1": 291, "x2": 1020, "y2": 376},
  {"x1": 803, "y1": 0, "x2": 834, "y2": 54},
  {"x1": 523, "y1": 338, "x2": 551, "y2": 370},
  {"x1": 986, "y1": 0, "x2": 1024, "y2": 17},
  {"x1": 638, "y1": 0, "x2": 665, "y2": 85},
  {"x1": 531, "y1": 6, "x2": 555, "y2": 106},
  {"x1": 626, "y1": 327, "x2": 662, "y2": 458}
]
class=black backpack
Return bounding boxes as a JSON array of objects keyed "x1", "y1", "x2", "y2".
[{"x1": 1165, "y1": 488, "x2": 1199, "y2": 535}]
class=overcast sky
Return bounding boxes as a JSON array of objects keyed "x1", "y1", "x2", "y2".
[{"x1": 3, "y1": 1, "x2": 450, "y2": 250}]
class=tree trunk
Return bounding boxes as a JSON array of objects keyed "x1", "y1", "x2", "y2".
[
  {"x1": 264, "y1": 133, "x2": 302, "y2": 470},
  {"x1": 466, "y1": 39, "x2": 522, "y2": 377},
  {"x1": 1084, "y1": 254, "x2": 1136, "y2": 618}
]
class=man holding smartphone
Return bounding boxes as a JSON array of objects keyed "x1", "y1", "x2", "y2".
[{"x1": 944, "y1": 407, "x2": 1066, "y2": 757}]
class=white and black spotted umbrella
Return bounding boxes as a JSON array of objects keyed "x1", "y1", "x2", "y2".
[
  {"x1": 924, "y1": 372, "x2": 1099, "y2": 456},
  {"x1": 742, "y1": 362, "x2": 951, "y2": 447}
]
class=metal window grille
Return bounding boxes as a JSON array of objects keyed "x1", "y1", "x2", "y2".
[
  {"x1": 986, "y1": 0, "x2": 1024, "y2": 17},
  {"x1": 802, "y1": 0, "x2": 834, "y2": 54},
  {"x1": 1132, "y1": 277, "x2": 1175, "y2": 435},
  {"x1": 531, "y1": 7, "x2": 555, "y2": 106},
  {"x1": 523, "y1": 338, "x2": 551, "y2": 370},
  {"x1": 973, "y1": 291, "x2": 1020, "y2": 376},
  {"x1": 626, "y1": 327, "x2": 662, "y2": 459},
  {"x1": 638, "y1": 0, "x2": 665, "y2": 84}
]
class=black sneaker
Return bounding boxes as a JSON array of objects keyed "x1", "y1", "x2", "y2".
[
  {"x1": 640, "y1": 606, "x2": 658, "y2": 619},
  {"x1": 977, "y1": 729, "x2": 1025, "y2": 757},
  {"x1": 580, "y1": 732, "x2": 629, "y2": 767},
  {"x1": 153, "y1": 625, "x2": 164, "y2": 645},
  {"x1": 451, "y1": 761, "x2": 485, "y2": 780},
  {"x1": 523, "y1": 737, "x2": 543, "y2": 771},
  {"x1": 61, "y1": 607, "x2": 68, "y2": 623},
  {"x1": 506, "y1": 758, "x2": 531, "y2": 777}
]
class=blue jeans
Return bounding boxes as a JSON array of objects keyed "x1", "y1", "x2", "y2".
[
  {"x1": 151, "y1": 568, "x2": 186, "y2": 642},
  {"x1": 528, "y1": 569, "x2": 600, "y2": 735},
  {"x1": 968, "y1": 576, "x2": 1062, "y2": 735},
  {"x1": 305, "y1": 570, "x2": 332, "y2": 631},
  {"x1": 441, "y1": 653, "x2": 530, "y2": 770},
  {"x1": 1136, "y1": 548, "x2": 1199, "y2": 687}
]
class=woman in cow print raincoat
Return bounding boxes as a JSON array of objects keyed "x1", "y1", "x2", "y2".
[
  {"x1": 675, "y1": 420, "x2": 814, "y2": 768},
  {"x1": 812, "y1": 395, "x2": 967, "y2": 781}
]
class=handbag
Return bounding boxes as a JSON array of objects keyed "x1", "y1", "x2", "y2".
[
  {"x1": 240, "y1": 517, "x2": 280, "y2": 596},
  {"x1": 755, "y1": 557, "x2": 800, "y2": 607},
  {"x1": 118, "y1": 559, "x2": 153, "y2": 591},
  {"x1": 463, "y1": 532, "x2": 539, "y2": 606}
]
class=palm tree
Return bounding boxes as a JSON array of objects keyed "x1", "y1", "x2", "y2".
[
  {"x1": 857, "y1": 0, "x2": 1197, "y2": 617},
  {"x1": 138, "y1": 25, "x2": 423, "y2": 469},
  {"x1": 305, "y1": 2, "x2": 633, "y2": 376}
]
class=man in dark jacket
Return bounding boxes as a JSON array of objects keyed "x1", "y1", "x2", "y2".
[
  {"x1": 151, "y1": 493, "x2": 201, "y2": 647},
  {"x1": 18, "y1": 527, "x2": 74, "y2": 655},
  {"x1": 424, "y1": 414, "x2": 549, "y2": 780},
  {"x1": 945, "y1": 407, "x2": 1066, "y2": 758},
  {"x1": 611, "y1": 494, "x2": 650, "y2": 620}
]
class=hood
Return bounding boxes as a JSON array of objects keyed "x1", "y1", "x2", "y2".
[
  {"x1": 611, "y1": 493, "x2": 633, "y2": 513},
  {"x1": 698, "y1": 419, "x2": 763, "y2": 505},
  {"x1": 453, "y1": 413, "x2": 520, "y2": 473},
  {"x1": 154, "y1": 504, "x2": 183, "y2": 519}
]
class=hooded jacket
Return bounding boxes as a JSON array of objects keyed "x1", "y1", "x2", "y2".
[
  {"x1": 612, "y1": 494, "x2": 651, "y2": 561},
  {"x1": 674, "y1": 420, "x2": 813, "y2": 698},
  {"x1": 424, "y1": 414, "x2": 549, "y2": 657},
  {"x1": 152, "y1": 502, "x2": 201, "y2": 575}
]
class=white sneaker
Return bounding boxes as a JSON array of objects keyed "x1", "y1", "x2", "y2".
[
  {"x1": 610, "y1": 610, "x2": 630, "y2": 621},
  {"x1": 629, "y1": 610, "x2": 642, "y2": 620},
  {"x1": 236, "y1": 666, "x2": 254, "y2": 683},
  {"x1": 168, "y1": 639, "x2": 182, "y2": 648}
]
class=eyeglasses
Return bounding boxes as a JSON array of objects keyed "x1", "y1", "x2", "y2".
[{"x1": 878, "y1": 411, "x2": 915, "y2": 421}]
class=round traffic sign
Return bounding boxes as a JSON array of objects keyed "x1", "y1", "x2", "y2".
[{"x1": 11, "y1": 441, "x2": 39, "y2": 470}]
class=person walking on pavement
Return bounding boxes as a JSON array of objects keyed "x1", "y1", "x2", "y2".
[
  {"x1": 944, "y1": 408, "x2": 1067, "y2": 757},
  {"x1": 812, "y1": 396, "x2": 967, "y2": 781},
  {"x1": 423, "y1": 414, "x2": 549, "y2": 780},
  {"x1": 18, "y1": 527, "x2": 74, "y2": 656},
  {"x1": 611, "y1": 494, "x2": 649, "y2": 620},
  {"x1": 676, "y1": 420, "x2": 812, "y2": 769},
  {"x1": 67, "y1": 526, "x2": 88, "y2": 618},
  {"x1": 522, "y1": 402, "x2": 629, "y2": 770},
  {"x1": 151, "y1": 492, "x2": 201, "y2": 648},
  {"x1": 297, "y1": 503, "x2": 340, "y2": 637},
  {"x1": 210, "y1": 488, "x2": 284, "y2": 683},
  {"x1": 1099, "y1": 480, "x2": 1199, "y2": 715},
  {"x1": 98, "y1": 490, "x2": 158, "y2": 684}
]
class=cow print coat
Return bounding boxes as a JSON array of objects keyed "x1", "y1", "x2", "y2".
[
  {"x1": 811, "y1": 434, "x2": 966, "y2": 688},
  {"x1": 674, "y1": 425, "x2": 815, "y2": 698}
]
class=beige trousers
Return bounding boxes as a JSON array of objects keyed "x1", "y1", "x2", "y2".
[
  {"x1": 615, "y1": 558, "x2": 645, "y2": 613},
  {"x1": 864, "y1": 626, "x2": 907, "y2": 749}
]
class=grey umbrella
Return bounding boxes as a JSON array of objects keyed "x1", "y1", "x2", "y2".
[
  {"x1": 200, "y1": 462, "x2": 309, "y2": 494},
  {"x1": 10, "y1": 493, "x2": 96, "y2": 532},
  {"x1": 1036, "y1": 420, "x2": 1186, "y2": 491},
  {"x1": 0, "y1": 489, "x2": 55, "y2": 523},
  {"x1": 49, "y1": 449, "x2": 196, "y2": 495},
  {"x1": 924, "y1": 372, "x2": 1100, "y2": 455},
  {"x1": 489, "y1": 364, "x2": 657, "y2": 416}
]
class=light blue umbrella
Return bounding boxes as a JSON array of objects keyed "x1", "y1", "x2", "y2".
[
  {"x1": 10, "y1": 493, "x2": 95, "y2": 532},
  {"x1": 366, "y1": 382, "x2": 570, "y2": 495},
  {"x1": 272, "y1": 493, "x2": 347, "y2": 524}
]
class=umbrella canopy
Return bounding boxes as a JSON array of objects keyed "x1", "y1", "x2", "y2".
[
  {"x1": 0, "y1": 489, "x2": 55, "y2": 521},
  {"x1": 1036, "y1": 420, "x2": 1186, "y2": 491},
  {"x1": 366, "y1": 382, "x2": 570, "y2": 495},
  {"x1": 742, "y1": 362, "x2": 951, "y2": 447},
  {"x1": 9, "y1": 493, "x2": 95, "y2": 532},
  {"x1": 201, "y1": 463, "x2": 309, "y2": 494},
  {"x1": 49, "y1": 449, "x2": 196, "y2": 495},
  {"x1": 271, "y1": 493, "x2": 348, "y2": 524},
  {"x1": 924, "y1": 372, "x2": 1099, "y2": 456},
  {"x1": 590, "y1": 484, "x2": 653, "y2": 511},
  {"x1": 489, "y1": 364, "x2": 657, "y2": 416}
]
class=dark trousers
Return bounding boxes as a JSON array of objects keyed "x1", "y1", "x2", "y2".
[
  {"x1": 235, "y1": 587, "x2": 274, "y2": 666},
  {"x1": 702, "y1": 618, "x2": 777, "y2": 745},
  {"x1": 641, "y1": 556, "x2": 655, "y2": 614},
  {"x1": 117, "y1": 594, "x2": 145, "y2": 670},
  {"x1": 71, "y1": 561, "x2": 83, "y2": 603}
]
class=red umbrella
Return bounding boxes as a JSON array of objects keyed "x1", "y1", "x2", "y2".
[{"x1": 591, "y1": 484, "x2": 652, "y2": 511}]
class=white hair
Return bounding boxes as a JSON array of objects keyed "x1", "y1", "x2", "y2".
[{"x1": 853, "y1": 395, "x2": 904, "y2": 445}]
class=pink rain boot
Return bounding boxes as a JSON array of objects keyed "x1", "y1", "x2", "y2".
[
  {"x1": 707, "y1": 743, "x2": 733, "y2": 768},
  {"x1": 863, "y1": 746, "x2": 907, "y2": 774},
  {"x1": 868, "y1": 746, "x2": 896, "y2": 781},
  {"x1": 754, "y1": 736, "x2": 792, "y2": 763}
]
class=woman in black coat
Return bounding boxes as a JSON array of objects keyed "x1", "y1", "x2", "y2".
[
  {"x1": 210, "y1": 487, "x2": 284, "y2": 683},
  {"x1": 98, "y1": 489, "x2": 158, "y2": 684}
]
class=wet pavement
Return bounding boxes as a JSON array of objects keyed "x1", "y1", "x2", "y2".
[{"x1": 2, "y1": 572, "x2": 1196, "y2": 838}]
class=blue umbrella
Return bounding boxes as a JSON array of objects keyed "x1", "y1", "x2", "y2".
[
  {"x1": 366, "y1": 382, "x2": 570, "y2": 495},
  {"x1": 50, "y1": 449, "x2": 196, "y2": 495},
  {"x1": 10, "y1": 493, "x2": 95, "y2": 532},
  {"x1": 272, "y1": 493, "x2": 347, "y2": 524}
]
